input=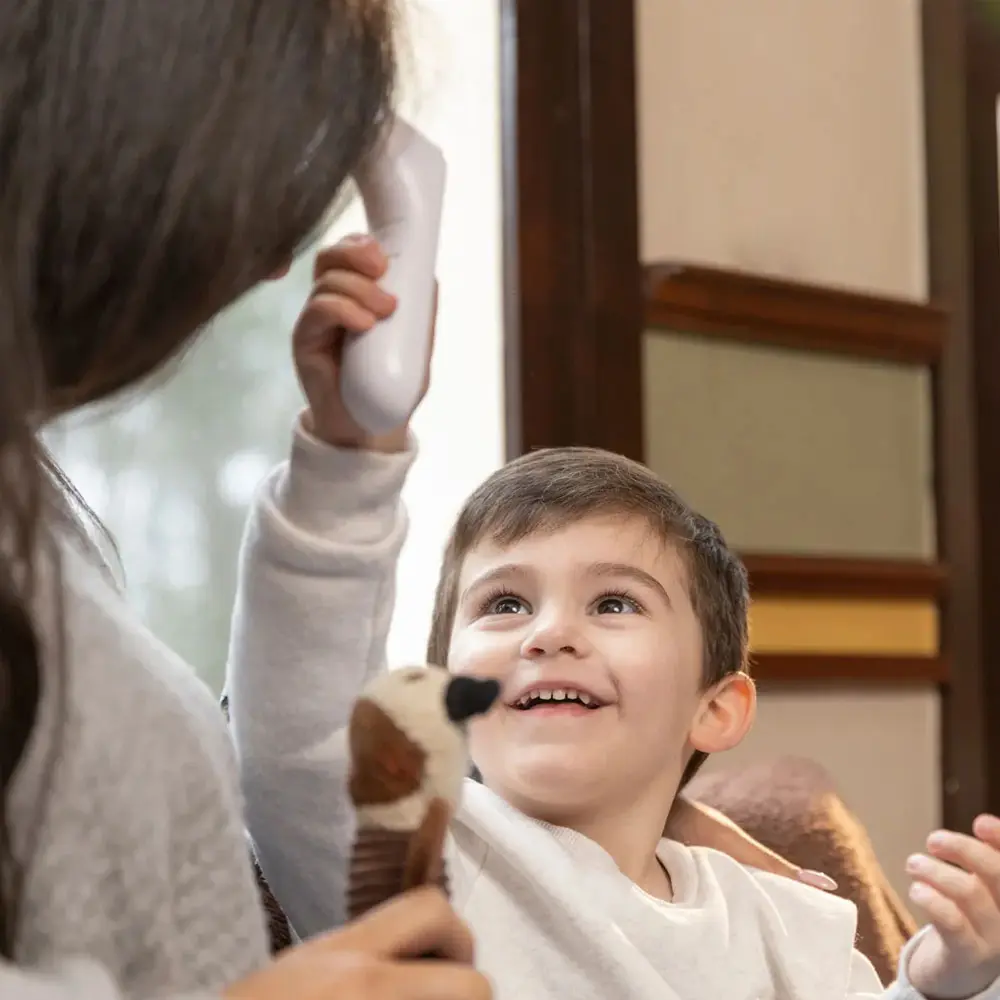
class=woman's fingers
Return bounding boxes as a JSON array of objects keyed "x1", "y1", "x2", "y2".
[
  {"x1": 371, "y1": 961, "x2": 493, "y2": 1000},
  {"x1": 329, "y1": 887, "x2": 476, "y2": 965}
]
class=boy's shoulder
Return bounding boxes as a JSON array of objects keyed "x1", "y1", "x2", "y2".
[{"x1": 662, "y1": 840, "x2": 862, "y2": 984}]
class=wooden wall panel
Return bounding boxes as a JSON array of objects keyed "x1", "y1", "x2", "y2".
[{"x1": 643, "y1": 332, "x2": 936, "y2": 559}]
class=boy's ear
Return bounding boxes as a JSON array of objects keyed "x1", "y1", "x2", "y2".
[{"x1": 689, "y1": 672, "x2": 756, "y2": 755}]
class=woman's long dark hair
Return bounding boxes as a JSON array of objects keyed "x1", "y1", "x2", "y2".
[{"x1": 0, "y1": 0, "x2": 396, "y2": 955}]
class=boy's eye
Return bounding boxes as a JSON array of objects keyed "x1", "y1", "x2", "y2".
[
  {"x1": 595, "y1": 594, "x2": 641, "y2": 615},
  {"x1": 488, "y1": 595, "x2": 529, "y2": 615}
]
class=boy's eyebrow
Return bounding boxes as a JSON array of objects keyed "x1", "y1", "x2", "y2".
[
  {"x1": 588, "y1": 562, "x2": 673, "y2": 608},
  {"x1": 459, "y1": 563, "x2": 530, "y2": 604}
]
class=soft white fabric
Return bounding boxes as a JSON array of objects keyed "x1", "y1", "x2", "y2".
[
  {"x1": 2, "y1": 509, "x2": 271, "y2": 997},
  {"x1": 229, "y1": 420, "x2": 1000, "y2": 1000},
  {"x1": 451, "y1": 781, "x2": 966, "y2": 1000}
]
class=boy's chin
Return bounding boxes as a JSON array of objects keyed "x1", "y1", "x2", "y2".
[{"x1": 488, "y1": 744, "x2": 611, "y2": 814}]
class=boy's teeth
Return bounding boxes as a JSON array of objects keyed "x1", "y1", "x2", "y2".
[{"x1": 515, "y1": 687, "x2": 599, "y2": 708}]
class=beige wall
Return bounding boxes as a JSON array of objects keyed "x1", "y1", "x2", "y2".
[
  {"x1": 636, "y1": 0, "x2": 927, "y2": 299},
  {"x1": 636, "y1": 0, "x2": 935, "y2": 904}
]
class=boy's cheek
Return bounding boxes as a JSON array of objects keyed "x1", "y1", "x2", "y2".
[
  {"x1": 447, "y1": 631, "x2": 514, "y2": 683},
  {"x1": 466, "y1": 714, "x2": 508, "y2": 779}
]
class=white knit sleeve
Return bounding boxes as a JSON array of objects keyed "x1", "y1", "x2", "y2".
[
  {"x1": 227, "y1": 415, "x2": 413, "y2": 941},
  {"x1": 862, "y1": 927, "x2": 1000, "y2": 1000}
]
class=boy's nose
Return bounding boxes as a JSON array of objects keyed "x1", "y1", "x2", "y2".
[{"x1": 520, "y1": 616, "x2": 586, "y2": 659}]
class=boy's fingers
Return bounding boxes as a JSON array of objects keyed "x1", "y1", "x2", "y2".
[
  {"x1": 973, "y1": 814, "x2": 1000, "y2": 850},
  {"x1": 908, "y1": 852, "x2": 999, "y2": 935},
  {"x1": 314, "y1": 235, "x2": 387, "y2": 280},
  {"x1": 298, "y1": 294, "x2": 376, "y2": 339},
  {"x1": 910, "y1": 880, "x2": 979, "y2": 946},
  {"x1": 312, "y1": 270, "x2": 396, "y2": 318},
  {"x1": 927, "y1": 831, "x2": 1000, "y2": 902},
  {"x1": 329, "y1": 887, "x2": 476, "y2": 965}
]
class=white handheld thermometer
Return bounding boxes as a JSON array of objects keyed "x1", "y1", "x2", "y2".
[{"x1": 341, "y1": 116, "x2": 446, "y2": 435}]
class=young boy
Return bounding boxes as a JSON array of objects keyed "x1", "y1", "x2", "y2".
[{"x1": 228, "y1": 238, "x2": 1000, "y2": 1000}]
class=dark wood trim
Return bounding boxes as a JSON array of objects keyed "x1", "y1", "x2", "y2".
[
  {"x1": 645, "y1": 262, "x2": 948, "y2": 365},
  {"x1": 922, "y1": 0, "x2": 999, "y2": 830},
  {"x1": 752, "y1": 654, "x2": 949, "y2": 686},
  {"x1": 500, "y1": 0, "x2": 644, "y2": 461},
  {"x1": 742, "y1": 554, "x2": 947, "y2": 601}
]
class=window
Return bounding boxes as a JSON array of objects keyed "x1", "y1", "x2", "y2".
[{"x1": 48, "y1": 0, "x2": 505, "y2": 689}]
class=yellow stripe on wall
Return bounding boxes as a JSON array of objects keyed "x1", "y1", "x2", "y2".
[{"x1": 749, "y1": 598, "x2": 938, "y2": 656}]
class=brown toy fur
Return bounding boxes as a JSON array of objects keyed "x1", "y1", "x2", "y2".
[
  {"x1": 347, "y1": 799, "x2": 452, "y2": 921},
  {"x1": 348, "y1": 697, "x2": 426, "y2": 806}
]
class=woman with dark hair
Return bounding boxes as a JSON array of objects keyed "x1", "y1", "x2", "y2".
[{"x1": 0, "y1": 1, "x2": 488, "y2": 998}]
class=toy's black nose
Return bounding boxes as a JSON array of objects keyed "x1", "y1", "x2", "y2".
[{"x1": 445, "y1": 676, "x2": 501, "y2": 724}]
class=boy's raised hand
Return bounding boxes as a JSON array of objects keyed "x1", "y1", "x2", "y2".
[
  {"x1": 292, "y1": 234, "x2": 436, "y2": 454},
  {"x1": 905, "y1": 814, "x2": 1000, "y2": 998}
]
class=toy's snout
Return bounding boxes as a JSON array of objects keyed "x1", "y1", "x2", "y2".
[{"x1": 445, "y1": 676, "x2": 500, "y2": 724}]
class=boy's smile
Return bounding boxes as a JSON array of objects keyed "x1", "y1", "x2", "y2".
[{"x1": 507, "y1": 682, "x2": 607, "y2": 713}]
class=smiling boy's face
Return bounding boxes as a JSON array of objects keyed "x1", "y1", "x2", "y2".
[{"x1": 447, "y1": 512, "x2": 753, "y2": 825}]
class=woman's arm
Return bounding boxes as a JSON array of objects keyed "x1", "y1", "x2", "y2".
[{"x1": 666, "y1": 795, "x2": 837, "y2": 890}]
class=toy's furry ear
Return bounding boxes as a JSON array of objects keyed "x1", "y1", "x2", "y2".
[{"x1": 348, "y1": 697, "x2": 427, "y2": 806}]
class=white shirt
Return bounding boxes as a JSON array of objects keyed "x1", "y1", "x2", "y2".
[{"x1": 452, "y1": 780, "x2": 912, "y2": 1000}]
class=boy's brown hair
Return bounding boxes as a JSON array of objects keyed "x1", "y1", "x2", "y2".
[{"x1": 426, "y1": 446, "x2": 750, "y2": 785}]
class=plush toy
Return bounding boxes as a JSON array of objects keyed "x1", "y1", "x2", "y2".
[{"x1": 346, "y1": 667, "x2": 500, "y2": 919}]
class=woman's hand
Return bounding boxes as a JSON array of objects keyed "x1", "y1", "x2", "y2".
[
  {"x1": 666, "y1": 796, "x2": 837, "y2": 891},
  {"x1": 293, "y1": 234, "x2": 437, "y2": 454},
  {"x1": 225, "y1": 887, "x2": 491, "y2": 1000}
]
